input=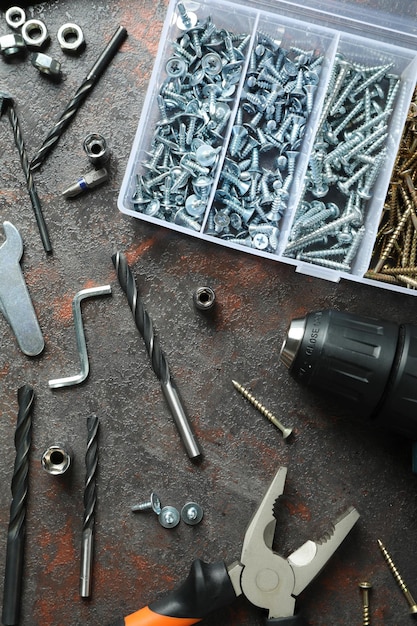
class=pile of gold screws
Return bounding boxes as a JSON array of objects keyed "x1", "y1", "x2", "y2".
[{"x1": 366, "y1": 87, "x2": 417, "y2": 288}]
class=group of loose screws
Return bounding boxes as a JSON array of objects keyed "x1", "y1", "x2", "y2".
[
  {"x1": 365, "y1": 86, "x2": 417, "y2": 289},
  {"x1": 132, "y1": 492, "x2": 203, "y2": 529},
  {"x1": 284, "y1": 53, "x2": 398, "y2": 271},
  {"x1": 358, "y1": 539, "x2": 417, "y2": 624}
]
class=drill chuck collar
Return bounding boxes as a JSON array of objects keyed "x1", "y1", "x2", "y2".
[{"x1": 280, "y1": 309, "x2": 417, "y2": 439}]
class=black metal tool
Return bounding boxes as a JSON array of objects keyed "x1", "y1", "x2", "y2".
[
  {"x1": 112, "y1": 251, "x2": 201, "y2": 460},
  {"x1": 80, "y1": 414, "x2": 99, "y2": 598},
  {"x1": 0, "y1": 93, "x2": 52, "y2": 254},
  {"x1": 2, "y1": 384, "x2": 35, "y2": 626},
  {"x1": 280, "y1": 309, "x2": 417, "y2": 439},
  {"x1": 30, "y1": 25, "x2": 128, "y2": 171}
]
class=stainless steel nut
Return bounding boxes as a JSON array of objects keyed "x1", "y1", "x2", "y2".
[
  {"x1": 0, "y1": 33, "x2": 26, "y2": 57},
  {"x1": 83, "y1": 133, "x2": 109, "y2": 167},
  {"x1": 5, "y1": 7, "x2": 26, "y2": 30},
  {"x1": 31, "y1": 52, "x2": 62, "y2": 79},
  {"x1": 57, "y1": 23, "x2": 85, "y2": 53},
  {"x1": 21, "y1": 19, "x2": 49, "y2": 49}
]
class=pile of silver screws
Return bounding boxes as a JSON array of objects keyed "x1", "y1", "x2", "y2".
[
  {"x1": 284, "y1": 53, "x2": 399, "y2": 272},
  {"x1": 131, "y1": 3, "x2": 323, "y2": 245},
  {"x1": 131, "y1": 3, "x2": 248, "y2": 230},
  {"x1": 207, "y1": 36, "x2": 323, "y2": 251}
]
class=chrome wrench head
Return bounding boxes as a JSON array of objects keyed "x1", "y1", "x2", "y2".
[{"x1": 0, "y1": 221, "x2": 44, "y2": 356}]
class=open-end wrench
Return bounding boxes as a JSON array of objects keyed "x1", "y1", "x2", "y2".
[{"x1": 0, "y1": 221, "x2": 44, "y2": 356}]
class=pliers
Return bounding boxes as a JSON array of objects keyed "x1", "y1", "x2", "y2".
[{"x1": 109, "y1": 466, "x2": 359, "y2": 625}]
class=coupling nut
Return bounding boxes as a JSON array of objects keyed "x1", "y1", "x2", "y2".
[
  {"x1": 41, "y1": 444, "x2": 72, "y2": 476},
  {"x1": 193, "y1": 286, "x2": 216, "y2": 311},
  {"x1": 83, "y1": 133, "x2": 110, "y2": 168}
]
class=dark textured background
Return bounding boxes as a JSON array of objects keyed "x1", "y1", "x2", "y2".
[{"x1": 1, "y1": 1, "x2": 417, "y2": 625}]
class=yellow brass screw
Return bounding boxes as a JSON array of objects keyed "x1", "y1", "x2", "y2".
[
  {"x1": 359, "y1": 581, "x2": 372, "y2": 626},
  {"x1": 232, "y1": 380, "x2": 293, "y2": 439},
  {"x1": 378, "y1": 539, "x2": 417, "y2": 614}
]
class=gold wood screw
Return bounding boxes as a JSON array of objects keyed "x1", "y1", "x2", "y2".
[
  {"x1": 232, "y1": 380, "x2": 293, "y2": 439},
  {"x1": 359, "y1": 581, "x2": 372, "y2": 626},
  {"x1": 378, "y1": 539, "x2": 417, "y2": 614}
]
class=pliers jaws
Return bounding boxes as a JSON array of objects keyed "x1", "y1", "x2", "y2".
[{"x1": 228, "y1": 466, "x2": 359, "y2": 621}]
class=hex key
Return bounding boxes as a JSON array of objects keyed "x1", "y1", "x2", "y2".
[{"x1": 48, "y1": 285, "x2": 112, "y2": 389}]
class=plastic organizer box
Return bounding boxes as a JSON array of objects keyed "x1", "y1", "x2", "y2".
[{"x1": 118, "y1": 0, "x2": 417, "y2": 296}]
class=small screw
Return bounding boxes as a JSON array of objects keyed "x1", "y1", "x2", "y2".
[
  {"x1": 232, "y1": 380, "x2": 293, "y2": 439},
  {"x1": 358, "y1": 581, "x2": 372, "y2": 625},
  {"x1": 131, "y1": 492, "x2": 162, "y2": 515},
  {"x1": 181, "y1": 502, "x2": 204, "y2": 525},
  {"x1": 378, "y1": 539, "x2": 417, "y2": 614},
  {"x1": 158, "y1": 505, "x2": 180, "y2": 529}
]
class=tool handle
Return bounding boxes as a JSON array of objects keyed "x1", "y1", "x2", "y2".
[{"x1": 107, "y1": 560, "x2": 237, "y2": 625}]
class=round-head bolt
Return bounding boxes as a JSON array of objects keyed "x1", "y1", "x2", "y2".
[
  {"x1": 131, "y1": 492, "x2": 162, "y2": 515},
  {"x1": 181, "y1": 502, "x2": 204, "y2": 525},
  {"x1": 158, "y1": 506, "x2": 180, "y2": 529}
]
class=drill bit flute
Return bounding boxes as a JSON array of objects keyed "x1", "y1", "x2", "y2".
[
  {"x1": 0, "y1": 94, "x2": 52, "y2": 254},
  {"x1": 80, "y1": 415, "x2": 99, "y2": 598},
  {"x1": 112, "y1": 251, "x2": 201, "y2": 460},
  {"x1": 2, "y1": 384, "x2": 35, "y2": 626},
  {"x1": 30, "y1": 26, "x2": 127, "y2": 172}
]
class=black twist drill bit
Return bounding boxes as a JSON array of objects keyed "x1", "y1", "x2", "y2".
[
  {"x1": 80, "y1": 414, "x2": 99, "y2": 598},
  {"x1": 0, "y1": 94, "x2": 52, "y2": 254},
  {"x1": 30, "y1": 25, "x2": 127, "y2": 172},
  {"x1": 2, "y1": 384, "x2": 35, "y2": 626},
  {"x1": 112, "y1": 251, "x2": 201, "y2": 460}
]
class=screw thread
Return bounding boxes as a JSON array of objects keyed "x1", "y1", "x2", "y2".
[
  {"x1": 378, "y1": 539, "x2": 417, "y2": 613},
  {"x1": 232, "y1": 380, "x2": 292, "y2": 438}
]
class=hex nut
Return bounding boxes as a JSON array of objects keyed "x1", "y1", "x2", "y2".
[
  {"x1": 0, "y1": 33, "x2": 26, "y2": 58},
  {"x1": 41, "y1": 444, "x2": 72, "y2": 476},
  {"x1": 31, "y1": 52, "x2": 62, "y2": 80},
  {"x1": 5, "y1": 7, "x2": 26, "y2": 30},
  {"x1": 193, "y1": 286, "x2": 216, "y2": 311},
  {"x1": 83, "y1": 133, "x2": 109, "y2": 167},
  {"x1": 57, "y1": 23, "x2": 85, "y2": 53},
  {"x1": 21, "y1": 19, "x2": 49, "y2": 50}
]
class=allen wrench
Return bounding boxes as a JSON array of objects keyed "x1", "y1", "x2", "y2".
[{"x1": 48, "y1": 285, "x2": 112, "y2": 389}]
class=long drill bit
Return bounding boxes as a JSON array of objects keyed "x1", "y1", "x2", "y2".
[
  {"x1": 30, "y1": 26, "x2": 128, "y2": 172},
  {"x1": 112, "y1": 251, "x2": 201, "y2": 460},
  {"x1": 2, "y1": 384, "x2": 35, "y2": 626},
  {"x1": 80, "y1": 414, "x2": 99, "y2": 598},
  {"x1": 0, "y1": 93, "x2": 52, "y2": 254}
]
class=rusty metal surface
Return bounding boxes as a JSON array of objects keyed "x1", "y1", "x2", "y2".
[{"x1": 0, "y1": 1, "x2": 417, "y2": 625}]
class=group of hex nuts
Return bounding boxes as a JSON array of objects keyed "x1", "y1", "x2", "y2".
[{"x1": 1, "y1": 6, "x2": 85, "y2": 80}]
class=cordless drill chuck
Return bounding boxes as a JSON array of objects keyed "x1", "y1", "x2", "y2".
[{"x1": 280, "y1": 309, "x2": 417, "y2": 439}]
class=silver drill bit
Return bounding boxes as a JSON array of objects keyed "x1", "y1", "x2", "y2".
[
  {"x1": 80, "y1": 415, "x2": 99, "y2": 598},
  {"x1": 62, "y1": 168, "x2": 108, "y2": 198},
  {"x1": 112, "y1": 251, "x2": 201, "y2": 460}
]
